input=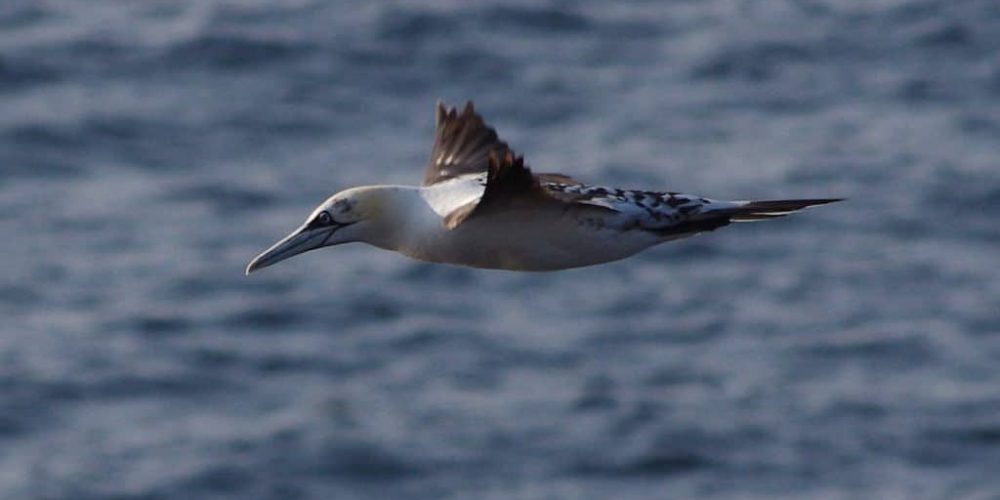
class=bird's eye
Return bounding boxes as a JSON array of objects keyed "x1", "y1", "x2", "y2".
[{"x1": 316, "y1": 211, "x2": 333, "y2": 225}]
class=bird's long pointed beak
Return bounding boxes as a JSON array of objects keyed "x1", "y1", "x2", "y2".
[{"x1": 245, "y1": 225, "x2": 333, "y2": 275}]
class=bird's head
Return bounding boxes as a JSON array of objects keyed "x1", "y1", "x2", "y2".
[{"x1": 245, "y1": 186, "x2": 398, "y2": 275}]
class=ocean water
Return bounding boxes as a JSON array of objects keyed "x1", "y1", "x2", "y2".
[{"x1": 2, "y1": 0, "x2": 999, "y2": 498}]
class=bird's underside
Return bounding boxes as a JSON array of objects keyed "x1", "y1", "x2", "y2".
[{"x1": 244, "y1": 101, "x2": 841, "y2": 274}]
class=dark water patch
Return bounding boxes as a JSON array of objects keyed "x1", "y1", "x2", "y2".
[
  {"x1": 160, "y1": 35, "x2": 317, "y2": 71},
  {"x1": 573, "y1": 374, "x2": 618, "y2": 412},
  {"x1": 161, "y1": 181, "x2": 278, "y2": 213},
  {"x1": 0, "y1": 55, "x2": 62, "y2": 90},
  {"x1": 339, "y1": 293, "x2": 406, "y2": 323},
  {"x1": 955, "y1": 112, "x2": 1000, "y2": 136},
  {"x1": 87, "y1": 373, "x2": 234, "y2": 400},
  {"x1": 651, "y1": 239, "x2": 724, "y2": 261},
  {"x1": 395, "y1": 262, "x2": 479, "y2": 286},
  {"x1": 208, "y1": 1, "x2": 325, "y2": 25},
  {"x1": 622, "y1": 452, "x2": 713, "y2": 475},
  {"x1": 911, "y1": 21, "x2": 973, "y2": 47},
  {"x1": 596, "y1": 18, "x2": 668, "y2": 39},
  {"x1": 215, "y1": 109, "x2": 334, "y2": 140},
  {"x1": 342, "y1": 45, "x2": 417, "y2": 68},
  {"x1": 219, "y1": 307, "x2": 306, "y2": 331},
  {"x1": 920, "y1": 170, "x2": 1000, "y2": 214},
  {"x1": 165, "y1": 273, "x2": 296, "y2": 301},
  {"x1": 696, "y1": 91, "x2": 829, "y2": 116},
  {"x1": 3, "y1": 378, "x2": 84, "y2": 412},
  {"x1": 377, "y1": 9, "x2": 462, "y2": 41},
  {"x1": 481, "y1": 343, "x2": 579, "y2": 372},
  {"x1": 823, "y1": 400, "x2": 890, "y2": 420},
  {"x1": 0, "y1": 377, "x2": 68, "y2": 437},
  {"x1": 128, "y1": 314, "x2": 194, "y2": 337},
  {"x1": 642, "y1": 368, "x2": 721, "y2": 390},
  {"x1": 245, "y1": 351, "x2": 378, "y2": 378},
  {"x1": 0, "y1": 150, "x2": 84, "y2": 180},
  {"x1": 9, "y1": 37, "x2": 141, "y2": 81},
  {"x1": 85, "y1": 116, "x2": 172, "y2": 143},
  {"x1": 307, "y1": 440, "x2": 422, "y2": 479},
  {"x1": 876, "y1": 212, "x2": 936, "y2": 241},
  {"x1": 0, "y1": 412, "x2": 26, "y2": 437},
  {"x1": 4, "y1": 123, "x2": 85, "y2": 150},
  {"x1": 584, "y1": 319, "x2": 726, "y2": 347},
  {"x1": 961, "y1": 315, "x2": 1000, "y2": 337},
  {"x1": 506, "y1": 97, "x2": 586, "y2": 127},
  {"x1": 40, "y1": 116, "x2": 210, "y2": 170},
  {"x1": 788, "y1": 157, "x2": 900, "y2": 187},
  {"x1": 387, "y1": 328, "x2": 478, "y2": 353},
  {"x1": 0, "y1": 2, "x2": 49, "y2": 28},
  {"x1": 925, "y1": 425, "x2": 1000, "y2": 446},
  {"x1": 573, "y1": 451, "x2": 713, "y2": 477},
  {"x1": 792, "y1": 332, "x2": 936, "y2": 369},
  {"x1": 436, "y1": 47, "x2": 515, "y2": 84},
  {"x1": 180, "y1": 464, "x2": 256, "y2": 496},
  {"x1": 0, "y1": 284, "x2": 43, "y2": 307},
  {"x1": 691, "y1": 41, "x2": 813, "y2": 82},
  {"x1": 584, "y1": 327, "x2": 672, "y2": 348},
  {"x1": 250, "y1": 354, "x2": 323, "y2": 375},
  {"x1": 483, "y1": 6, "x2": 592, "y2": 34},
  {"x1": 609, "y1": 401, "x2": 663, "y2": 437},
  {"x1": 991, "y1": 63, "x2": 1000, "y2": 96},
  {"x1": 600, "y1": 163, "x2": 686, "y2": 190},
  {"x1": 187, "y1": 347, "x2": 242, "y2": 371},
  {"x1": 895, "y1": 77, "x2": 961, "y2": 103},
  {"x1": 58, "y1": 38, "x2": 131, "y2": 68},
  {"x1": 887, "y1": 0, "x2": 946, "y2": 25}
]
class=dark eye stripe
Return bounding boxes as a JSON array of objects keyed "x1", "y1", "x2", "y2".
[{"x1": 307, "y1": 211, "x2": 334, "y2": 229}]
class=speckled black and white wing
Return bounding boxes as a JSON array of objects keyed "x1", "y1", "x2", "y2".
[{"x1": 541, "y1": 182, "x2": 842, "y2": 236}]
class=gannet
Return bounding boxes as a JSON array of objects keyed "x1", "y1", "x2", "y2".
[{"x1": 246, "y1": 101, "x2": 840, "y2": 274}]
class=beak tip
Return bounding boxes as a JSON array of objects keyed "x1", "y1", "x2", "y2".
[
  {"x1": 245, "y1": 257, "x2": 262, "y2": 276},
  {"x1": 246, "y1": 224, "x2": 327, "y2": 277}
]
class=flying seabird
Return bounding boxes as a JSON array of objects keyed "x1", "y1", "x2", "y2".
[{"x1": 246, "y1": 101, "x2": 840, "y2": 274}]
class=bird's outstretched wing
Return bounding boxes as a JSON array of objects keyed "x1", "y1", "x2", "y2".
[
  {"x1": 422, "y1": 101, "x2": 509, "y2": 186},
  {"x1": 422, "y1": 101, "x2": 584, "y2": 186},
  {"x1": 421, "y1": 101, "x2": 608, "y2": 229},
  {"x1": 439, "y1": 150, "x2": 616, "y2": 229}
]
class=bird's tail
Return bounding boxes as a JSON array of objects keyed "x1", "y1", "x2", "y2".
[{"x1": 720, "y1": 198, "x2": 843, "y2": 221}]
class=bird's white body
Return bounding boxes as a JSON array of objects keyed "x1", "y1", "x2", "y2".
[
  {"x1": 333, "y1": 175, "x2": 731, "y2": 271},
  {"x1": 404, "y1": 190, "x2": 656, "y2": 271}
]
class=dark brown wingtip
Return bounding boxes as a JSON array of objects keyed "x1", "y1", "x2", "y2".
[
  {"x1": 435, "y1": 100, "x2": 447, "y2": 125},
  {"x1": 743, "y1": 198, "x2": 845, "y2": 211},
  {"x1": 422, "y1": 100, "x2": 511, "y2": 186},
  {"x1": 486, "y1": 148, "x2": 533, "y2": 193},
  {"x1": 728, "y1": 197, "x2": 844, "y2": 221}
]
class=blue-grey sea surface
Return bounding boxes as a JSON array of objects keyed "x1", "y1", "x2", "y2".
[{"x1": 2, "y1": 1, "x2": 999, "y2": 499}]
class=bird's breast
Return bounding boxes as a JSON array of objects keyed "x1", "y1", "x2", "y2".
[{"x1": 395, "y1": 209, "x2": 659, "y2": 271}]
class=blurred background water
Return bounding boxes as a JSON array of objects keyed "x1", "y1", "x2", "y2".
[{"x1": 1, "y1": 0, "x2": 999, "y2": 499}]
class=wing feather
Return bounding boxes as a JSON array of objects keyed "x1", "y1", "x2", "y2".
[
  {"x1": 421, "y1": 101, "x2": 610, "y2": 228},
  {"x1": 422, "y1": 101, "x2": 508, "y2": 186},
  {"x1": 440, "y1": 150, "x2": 616, "y2": 229}
]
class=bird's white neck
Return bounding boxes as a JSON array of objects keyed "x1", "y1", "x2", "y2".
[{"x1": 346, "y1": 185, "x2": 442, "y2": 252}]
